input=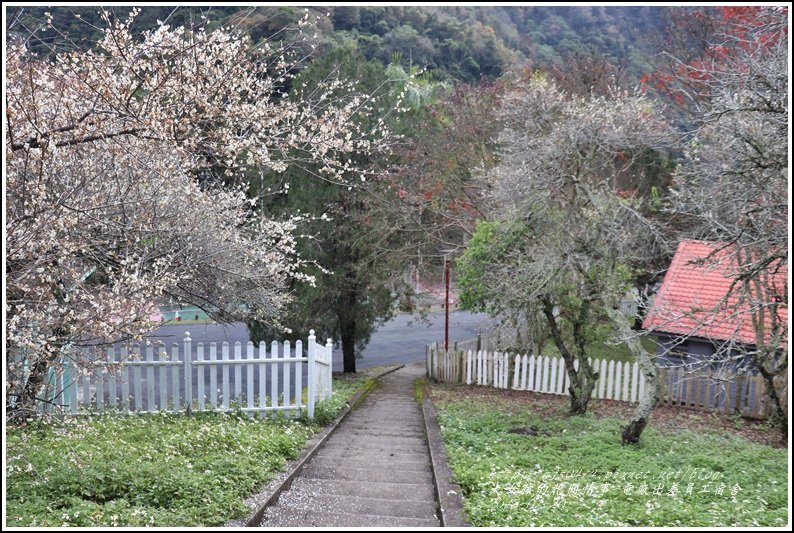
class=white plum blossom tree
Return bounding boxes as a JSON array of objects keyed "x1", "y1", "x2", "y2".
[
  {"x1": 5, "y1": 9, "x2": 394, "y2": 421},
  {"x1": 659, "y1": 6, "x2": 788, "y2": 435},
  {"x1": 458, "y1": 72, "x2": 676, "y2": 438}
]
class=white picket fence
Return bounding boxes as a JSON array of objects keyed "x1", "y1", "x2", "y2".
[
  {"x1": 427, "y1": 346, "x2": 644, "y2": 402},
  {"x1": 427, "y1": 345, "x2": 781, "y2": 418},
  {"x1": 34, "y1": 330, "x2": 333, "y2": 419}
]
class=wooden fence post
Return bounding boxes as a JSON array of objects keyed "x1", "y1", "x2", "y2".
[
  {"x1": 258, "y1": 341, "x2": 266, "y2": 417},
  {"x1": 657, "y1": 367, "x2": 668, "y2": 406},
  {"x1": 247, "y1": 341, "x2": 255, "y2": 418},
  {"x1": 65, "y1": 357, "x2": 78, "y2": 414},
  {"x1": 133, "y1": 345, "x2": 142, "y2": 411},
  {"x1": 145, "y1": 344, "x2": 154, "y2": 412},
  {"x1": 171, "y1": 343, "x2": 180, "y2": 409},
  {"x1": 159, "y1": 343, "x2": 168, "y2": 411},
  {"x1": 283, "y1": 340, "x2": 291, "y2": 413},
  {"x1": 107, "y1": 347, "x2": 117, "y2": 410},
  {"x1": 197, "y1": 343, "x2": 206, "y2": 412},
  {"x1": 222, "y1": 342, "x2": 231, "y2": 410},
  {"x1": 183, "y1": 331, "x2": 192, "y2": 413},
  {"x1": 269, "y1": 340, "x2": 278, "y2": 415},
  {"x1": 209, "y1": 343, "x2": 218, "y2": 410},
  {"x1": 234, "y1": 341, "x2": 242, "y2": 409},
  {"x1": 326, "y1": 338, "x2": 334, "y2": 400},
  {"x1": 307, "y1": 330, "x2": 316, "y2": 420},
  {"x1": 295, "y1": 339, "x2": 303, "y2": 411},
  {"x1": 119, "y1": 346, "x2": 129, "y2": 412}
]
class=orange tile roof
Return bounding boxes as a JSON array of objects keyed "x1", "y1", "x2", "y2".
[{"x1": 642, "y1": 239, "x2": 788, "y2": 346}]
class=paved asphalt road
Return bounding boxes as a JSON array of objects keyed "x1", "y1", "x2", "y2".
[{"x1": 142, "y1": 309, "x2": 495, "y2": 372}]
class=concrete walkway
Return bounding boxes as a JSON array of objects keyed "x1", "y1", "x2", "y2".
[{"x1": 260, "y1": 363, "x2": 440, "y2": 527}]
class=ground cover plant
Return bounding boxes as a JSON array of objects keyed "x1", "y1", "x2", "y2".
[
  {"x1": 6, "y1": 373, "x2": 376, "y2": 527},
  {"x1": 429, "y1": 383, "x2": 787, "y2": 527}
]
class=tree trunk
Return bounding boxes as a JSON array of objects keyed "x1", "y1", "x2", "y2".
[
  {"x1": 540, "y1": 296, "x2": 598, "y2": 416},
  {"x1": 569, "y1": 357, "x2": 598, "y2": 416},
  {"x1": 607, "y1": 307, "x2": 658, "y2": 444},
  {"x1": 339, "y1": 281, "x2": 358, "y2": 374},
  {"x1": 758, "y1": 366, "x2": 787, "y2": 439},
  {"x1": 621, "y1": 352, "x2": 657, "y2": 445},
  {"x1": 340, "y1": 315, "x2": 356, "y2": 373},
  {"x1": 743, "y1": 261, "x2": 787, "y2": 440},
  {"x1": 7, "y1": 352, "x2": 55, "y2": 425},
  {"x1": 8, "y1": 293, "x2": 69, "y2": 424}
]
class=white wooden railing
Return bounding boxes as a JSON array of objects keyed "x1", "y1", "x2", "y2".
[{"x1": 34, "y1": 330, "x2": 333, "y2": 419}]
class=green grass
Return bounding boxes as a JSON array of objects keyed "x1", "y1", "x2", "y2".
[
  {"x1": 541, "y1": 335, "x2": 659, "y2": 363},
  {"x1": 414, "y1": 377, "x2": 426, "y2": 403},
  {"x1": 493, "y1": 323, "x2": 659, "y2": 363},
  {"x1": 5, "y1": 375, "x2": 370, "y2": 527},
  {"x1": 433, "y1": 392, "x2": 787, "y2": 527}
]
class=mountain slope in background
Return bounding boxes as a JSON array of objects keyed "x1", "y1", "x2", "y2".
[{"x1": 9, "y1": 5, "x2": 670, "y2": 83}]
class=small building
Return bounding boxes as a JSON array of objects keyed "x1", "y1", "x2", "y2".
[{"x1": 642, "y1": 239, "x2": 788, "y2": 371}]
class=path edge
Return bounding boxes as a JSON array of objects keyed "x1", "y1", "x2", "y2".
[
  {"x1": 228, "y1": 364, "x2": 405, "y2": 527},
  {"x1": 421, "y1": 394, "x2": 469, "y2": 527}
]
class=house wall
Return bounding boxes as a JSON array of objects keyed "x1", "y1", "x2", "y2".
[
  {"x1": 654, "y1": 334, "x2": 716, "y2": 369},
  {"x1": 653, "y1": 333, "x2": 760, "y2": 374}
]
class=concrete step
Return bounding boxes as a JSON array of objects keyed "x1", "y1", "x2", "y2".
[
  {"x1": 350, "y1": 419, "x2": 422, "y2": 426},
  {"x1": 320, "y1": 440, "x2": 429, "y2": 455},
  {"x1": 349, "y1": 408, "x2": 422, "y2": 416},
  {"x1": 346, "y1": 416, "x2": 424, "y2": 425},
  {"x1": 315, "y1": 449, "x2": 432, "y2": 464},
  {"x1": 341, "y1": 422, "x2": 427, "y2": 434},
  {"x1": 352, "y1": 406, "x2": 422, "y2": 413},
  {"x1": 356, "y1": 411, "x2": 422, "y2": 419},
  {"x1": 310, "y1": 455, "x2": 431, "y2": 472},
  {"x1": 356, "y1": 400, "x2": 420, "y2": 406},
  {"x1": 299, "y1": 464, "x2": 434, "y2": 484},
  {"x1": 325, "y1": 433, "x2": 427, "y2": 445},
  {"x1": 352, "y1": 412, "x2": 423, "y2": 420},
  {"x1": 287, "y1": 477, "x2": 436, "y2": 502},
  {"x1": 358, "y1": 397, "x2": 419, "y2": 403},
  {"x1": 364, "y1": 399, "x2": 420, "y2": 405},
  {"x1": 329, "y1": 427, "x2": 428, "y2": 439},
  {"x1": 262, "y1": 506, "x2": 439, "y2": 527},
  {"x1": 276, "y1": 491, "x2": 438, "y2": 519}
]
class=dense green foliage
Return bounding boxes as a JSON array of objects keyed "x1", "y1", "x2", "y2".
[
  {"x1": 5, "y1": 375, "x2": 369, "y2": 527},
  {"x1": 456, "y1": 219, "x2": 527, "y2": 314},
  {"x1": 434, "y1": 393, "x2": 787, "y2": 527},
  {"x1": 331, "y1": 6, "x2": 666, "y2": 81},
  {"x1": 10, "y1": 6, "x2": 670, "y2": 83},
  {"x1": 244, "y1": 47, "x2": 422, "y2": 372}
]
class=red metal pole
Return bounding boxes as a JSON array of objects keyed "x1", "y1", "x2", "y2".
[{"x1": 444, "y1": 256, "x2": 450, "y2": 352}]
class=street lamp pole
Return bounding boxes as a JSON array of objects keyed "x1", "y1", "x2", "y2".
[
  {"x1": 445, "y1": 255, "x2": 450, "y2": 352},
  {"x1": 439, "y1": 248, "x2": 455, "y2": 353}
]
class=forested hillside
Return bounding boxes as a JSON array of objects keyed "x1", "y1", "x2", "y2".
[
  {"x1": 9, "y1": 5, "x2": 668, "y2": 82},
  {"x1": 330, "y1": 6, "x2": 666, "y2": 80}
]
